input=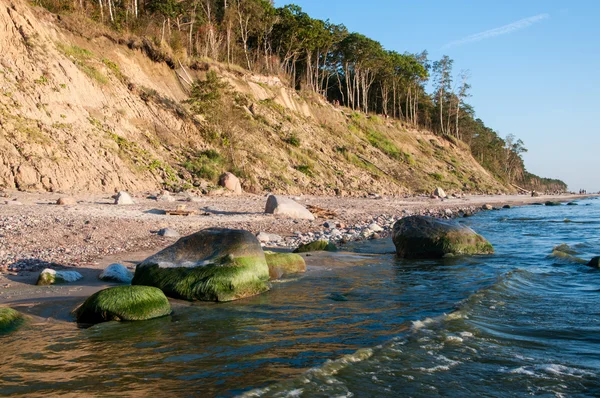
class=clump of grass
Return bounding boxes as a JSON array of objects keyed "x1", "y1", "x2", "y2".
[
  {"x1": 367, "y1": 129, "x2": 402, "y2": 159},
  {"x1": 182, "y1": 149, "x2": 224, "y2": 181},
  {"x1": 294, "y1": 164, "x2": 313, "y2": 177},
  {"x1": 430, "y1": 172, "x2": 444, "y2": 182},
  {"x1": 283, "y1": 133, "x2": 300, "y2": 147},
  {"x1": 102, "y1": 58, "x2": 128, "y2": 83}
]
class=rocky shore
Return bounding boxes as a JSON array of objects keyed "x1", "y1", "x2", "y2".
[{"x1": 0, "y1": 191, "x2": 592, "y2": 303}]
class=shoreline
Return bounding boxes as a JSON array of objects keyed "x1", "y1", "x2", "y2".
[{"x1": 0, "y1": 191, "x2": 594, "y2": 307}]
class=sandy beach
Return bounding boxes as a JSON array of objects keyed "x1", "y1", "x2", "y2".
[{"x1": 0, "y1": 191, "x2": 591, "y2": 306}]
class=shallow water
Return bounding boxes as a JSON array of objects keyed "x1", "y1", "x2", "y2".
[{"x1": 2, "y1": 199, "x2": 600, "y2": 397}]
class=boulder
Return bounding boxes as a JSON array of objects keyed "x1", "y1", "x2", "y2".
[
  {"x1": 482, "y1": 204, "x2": 493, "y2": 210},
  {"x1": 75, "y1": 286, "x2": 171, "y2": 324},
  {"x1": 56, "y1": 197, "x2": 76, "y2": 205},
  {"x1": 293, "y1": 240, "x2": 337, "y2": 253},
  {"x1": 0, "y1": 307, "x2": 24, "y2": 333},
  {"x1": 264, "y1": 252, "x2": 306, "y2": 279},
  {"x1": 158, "y1": 228, "x2": 180, "y2": 238},
  {"x1": 545, "y1": 201, "x2": 562, "y2": 206},
  {"x1": 218, "y1": 172, "x2": 242, "y2": 195},
  {"x1": 433, "y1": 187, "x2": 447, "y2": 198},
  {"x1": 36, "y1": 269, "x2": 83, "y2": 285},
  {"x1": 265, "y1": 195, "x2": 315, "y2": 220},
  {"x1": 567, "y1": 202, "x2": 579, "y2": 206},
  {"x1": 99, "y1": 263, "x2": 133, "y2": 283},
  {"x1": 132, "y1": 228, "x2": 270, "y2": 302},
  {"x1": 503, "y1": 204, "x2": 512, "y2": 209},
  {"x1": 587, "y1": 257, "x2": 600, "y2": 268},
  {"x1": 114, "y1": 191, "x2": 135, "y2": 205},
  {"x1": 392, "y1": 216, "x2": 494, "y2": 258}
]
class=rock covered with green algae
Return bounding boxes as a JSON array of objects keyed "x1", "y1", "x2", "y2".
[
  {"x1": 36, "y1": 268, "x2": 83, "y2": 286},
  {"x1": 264, "y1": 252, "x2": 306, "y2": 279},
  {"x1": 392, "y1": 216, "x2": 494, "y2": 258},
  {"x1": 293, "y1": 240, "x2": 337, "y2": 253},
  {"x1": 132, "y1": 228, "x2": 270, "y2": 302},
  {"x1": 0, "y1": 307, "x2": 24, "y2": 333},
  {"x1": 75, "y1": 286, "x2": 171, "y2": 324}
]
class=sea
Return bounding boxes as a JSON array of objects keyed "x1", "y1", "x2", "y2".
[{"x1": 1, "y1": 198, "x2": 600, "y2": 397}]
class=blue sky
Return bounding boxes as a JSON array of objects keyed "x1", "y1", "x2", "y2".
[{"x1": 274, "y1": 0, "x2": 600, "y2": 191}]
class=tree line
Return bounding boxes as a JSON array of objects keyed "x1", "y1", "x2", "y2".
[{"x1": 38, "y1": 0, "x2": 566, "y2": 190}]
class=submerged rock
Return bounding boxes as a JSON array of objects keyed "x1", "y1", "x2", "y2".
[
  {"x1": 550, "y1": 244, "x2": 587, "y2": 264},
  {"x1": 75, "y1": 286, "x2": 171, "y2": 324},
  {"x1": 293, "y1": 240, "x2": 337, "y2": 253},
  {"x1": 392, "y1": 216, "x2": 494, "y2": 258},
  {"x1": 36, "y1": 269, "x2": 83, "y2": 286},
  {"x1": 99, "y1": 263, "x2": 133, "y2": 283},
  {"x1": 545, "y1": 201, "x2": 562, "y2": 206},
  {"x1": 567, "y1": 202, "x2": 579, "y2": 206},
  {"x1": 587, "y1": 257, "x2": 600, "y2": 268},
  {"x1": 265, "y1": 195, "x2": 315, "y2": 220},
  {"x1": 132, "y1": 228, "x2": 270, "y2": 302},
  {"x1": 0, "y1": 308, "x2": 24, "y2": 333},
  {"x1": 265, "y1": 252, "x2": 306, "y2": 279}
]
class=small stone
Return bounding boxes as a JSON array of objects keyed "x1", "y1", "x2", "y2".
[
  {"x1": 57, "y1": 197, "x2": 76, "y2": 205},
  {"x1": 158, "y1": 228, "x2": 180, "y2": 238},
  {"x1": 368, "y1": 223, "x2": 383, "y2": 232},
  {"x1": 256, "y1": 232, "x2": 270, "y2": 243}
]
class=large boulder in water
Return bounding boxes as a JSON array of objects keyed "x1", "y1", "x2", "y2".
[
  {"x1": 75, "y1": 286, "x2": 171, "y2": 324},
  {"x1": 132, "y1": 228, "x2": 270, "y2": 301},
  {"x1": 392, "y1": 216, "x2": 494, "y2": 258},
  {"x1": 265, "y1": 195, "x2": 315, "y2": 220}
]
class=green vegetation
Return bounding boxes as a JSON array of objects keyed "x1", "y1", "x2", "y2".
[
  {"x1": 102, "y1": 58, "x2": 127, "y2": 83},
  {"x1": 187, "y1": 70, "x2": 229, "y2": 115},
  {"x1": 294, "y1": 164, "x2": 313, "y2": 177},
  {"x1": 293, "y1": 240, "x2": 337, "y2": 253},
  {"x1": 35, "y1": 0, "x2": 565, "y2": 191},
  {"x1": 264, "y1": 252, "x2": 306, "y2": 279},
  {"x1": 75, "y1": 286, "x2": 172, "y2": 324},
  {"x1": 283, "y1": 133, "x2": 301, "y2": 147},
  {"x1": 0, "y1": 308, "x2": 24, "y2": 333},
  {"x1": 56, "y1": 43, "x2": 107, "y2": 84},
  {"x1": 182, "y1": 149, "x2": 224, "y2": 181}
]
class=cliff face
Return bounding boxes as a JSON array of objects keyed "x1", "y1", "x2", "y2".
[{"x1": 0, "y1": 0, "x2": 508, "y2": 195}]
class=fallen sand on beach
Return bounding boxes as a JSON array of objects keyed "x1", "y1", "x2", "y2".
[{"x1": 0, "y1": 191, "x2": 592, "y2": 307}]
